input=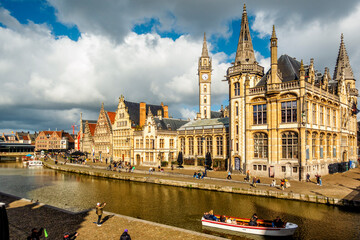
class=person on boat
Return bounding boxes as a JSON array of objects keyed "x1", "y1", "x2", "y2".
[
  {"x1": 209, "y1": 210, "x2": 218, "y2": 221},
  {"x1": 272, "y1": 216, "x2": 285, "y2": 228},
  {"x1": 226, "y1": 218, "x2": 232, "y2": 223},
  {"x1": 231, "y1": 219, "x2": 237, "y2": 224},
  {"x1": 203, "y1": 212, "x2": 211, "y2": 220},
  {"x1": 249, "y1": 213, "x2": 258, "y2": 226},
  {"x1": 220, "y1": 215, "x2": 226, "y2": 222}
]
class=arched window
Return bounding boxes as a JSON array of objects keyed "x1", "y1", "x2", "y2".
[
  {"x1": 236, "y1": 102, "x2": 239, "y2": 116},
  {"x1": 204, "y1": 96, "x2": 207, "y2": 104},
  {"x1": 312, "y1": 133, "x2": 317, "y2": 158},
  {"x1": 326, "y1": 134, "x2": 331, "y2": 158},
  {"x1": 234, "y1": 82, "x2": 240, "y2": 96},
  {"x1": 216, "y1": 136, "x2": 223, "y2": 156},
  {"x1": 180, "y1": 138, "x2": 185, "y2": 152},
  {"x1": 254, "y1": 133, "x2": 268, "y2": 158},
  {"x1": 333, "y1": 135, "x2": 337, "y2": 157},
  {"x1": 206, "y1": 136, "x2": 212, "y2": 153},
  {"x1": 188, "y1": 137, "x2": 194, "y2": 155},
  {"x1": 197, "y1": 137, "x2": 203, "y2": 155},
  {"x1": 282, "y1": 132, "x2": 298, "y2": 159},
  {"x1": 204, "y1": 107, "x2": 207, "y2": 116},
  {"x1": 320, "y1": 133, "x2": 324, "y2": 158}
]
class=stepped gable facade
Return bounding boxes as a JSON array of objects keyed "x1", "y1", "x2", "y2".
[
  {"x1": 134, "y1": 108, "x2": 188, "y2": 166},
  {"x1": 227, "y1": 4, "x2": 358, "y2": 180},
  {"x1": 93, "y1": 103, "x2": 115, "y2": 160},
  {"x1": 112, "y1": 95, "x2": 169, "y2": 163}
]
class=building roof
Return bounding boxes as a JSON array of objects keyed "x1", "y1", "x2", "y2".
[
  {"x1": 106, "y1": 111, "x2": 116, "y2": 125},
  {"x1": 88, "y1": 123, "x2": 96, "y2": 136},
  {"x1": 257, "y1": 55, "x2": 301, "y2": 86},
  {"x1": 178, "y1": 117, "x2": 229, "y2": 130},
  {"x1": 211, "y1": 111, "x2": 223, "y2": 118},
  {"x1": 154, "y1": 117, "x2": 189, "y2": 131},
  {"x1": 124, "y1": 100, "x2": 163, "y2": 126}
]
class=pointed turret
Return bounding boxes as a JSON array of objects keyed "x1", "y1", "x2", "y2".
[
  {"x1": 201, "y1": 32, "x2": 209, "y2": 57},
  {"x1": 270, "y1": 25, "x2": 279, "y2": 85},
  {"x1": 333, "y1": 34, "x2": 355, "y2": 81},
  {"x1": 234, "y1": 4, "x2": 257, "y2": 65}
]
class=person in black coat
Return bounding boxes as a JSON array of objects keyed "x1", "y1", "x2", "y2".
[
  {"x1": 27, "y1": 228, "x2": 43, "y2": 240},
  {"x1": 120, "y1": 229, "x2": 131, "y2": 240}
]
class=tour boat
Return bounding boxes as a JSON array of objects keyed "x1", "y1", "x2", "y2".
[
  {"x1": 27, "y1": 160, "x2": 43, "y2": 167},
  {"x1": 201, "y1": 214, "x2": 298, "y2": 237}
]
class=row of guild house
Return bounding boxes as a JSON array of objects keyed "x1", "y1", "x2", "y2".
[{"x1": 77, "y1": 4, "x2": 358, "y2": 180}]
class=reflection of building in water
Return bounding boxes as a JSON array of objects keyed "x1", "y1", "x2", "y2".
[{"x1": 227, "y1": 4, "x2": 358, "y2": 180}]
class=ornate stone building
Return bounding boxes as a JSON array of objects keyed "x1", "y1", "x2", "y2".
[
  {"x1": 227, "y1": 5, "x2": 358, "y2": 180},
  {"x1": 93, "y1": 103, "x2": 115, "y2": 160},
  {"x1": 112, "y1": 95, "x2": 169, "y2": 163},
  {"x1": 134, "y1": 108, "x2": 188, "y2": 166},
  {"x1": 178, "y1": 34, "x2": 229, "y2": 170},
  {"x1": 35, "y1": 131, "x2": 74, "y2": 151}
]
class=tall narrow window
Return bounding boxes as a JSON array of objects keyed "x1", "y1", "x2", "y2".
[
  {"x1": 254, "y1": 133, "x2": 268, "y2": 158},
  {"x1": 189, "y1": 137, "x2": 194, "y2": 155},
  {"x1": 234, "y1": 82, "x2": 240, "y2": 96},
  {"x1": 204, "y1": 96, "x2": 207, "y2": 104},
  {"x1": 320, "y1": 134, "x2": 324, "y2": 158},
  {"x1": 197, "y1": 137, "x2": 203, "y2": 155},
  {"x1": 281, "y1": 101, "x2": 297, "y2": 123},
  {"x1": 204, "y1": 107, "x2": 207, "y2": 116},
  {"x1": 206, "y1": 137, "x2": 212, "y2": 153},
  {"x1": 333, "y1": 110, "x2": 336, "y2": 128},
  {"x1": 204, "y1": 85, "x2": 207, "y2": 93},
  {"x1": 180, "y1": 138, "x2": 185, "y2": 152},
  {"x1": 333, "y1": 135, "x2": 337, "y2": 157},
  {"x1": 327, "y1": 108, "x2": 330, "y2": 126},
  {"x1": 326, "y1": 135, "x2": 330, "y2": 158},
  {"x1": 253, "y1": 104, "x2": 267, "y2": 124},
  {"x1": 236, "y1": 102, "x2": 239, "y2": 116},
  {"x1": 282, "y1": 132, "x2": 298, "y2": 159},
  {"x1": 312, "y1": 103, "x2": 316, "y2": 124},
  {"x1": 216, "y1": 137, "x2": 223, "y2": 156},
  {"x1": 320, "y1": 106, "x2": 324, "y2": 125}
]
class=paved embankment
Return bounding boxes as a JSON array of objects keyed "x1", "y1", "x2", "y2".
[
  {"x1": 0, "y1": 192, "x2": 223, "y2": 240},
  {"x1": 44, "y1": 161, "x2": 360, "y2": 207}
]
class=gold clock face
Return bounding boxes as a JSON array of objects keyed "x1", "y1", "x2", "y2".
[{"x1": 202, "y1": 73, "x2": 209, "y2": 80}]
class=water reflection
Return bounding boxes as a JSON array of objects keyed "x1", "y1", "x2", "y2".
[{"x1": 0, "y1": 163, "x2": 359, "y2": 240}]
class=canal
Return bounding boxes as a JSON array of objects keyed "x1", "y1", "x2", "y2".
[{"x1": 0, "y1": 162, "x2": 359, "y2": 239}]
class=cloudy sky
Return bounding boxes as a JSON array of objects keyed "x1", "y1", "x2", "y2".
[{"x1": 1, "y1": 0, "x2": 360, "y2": 133}]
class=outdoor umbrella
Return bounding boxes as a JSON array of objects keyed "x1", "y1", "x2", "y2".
[
  {"x1": 26, "y1": 154, "x2": 32, "y2": 157},
  {"x1": 0, "y1": 202, "x2": 9, "y2": 240}
]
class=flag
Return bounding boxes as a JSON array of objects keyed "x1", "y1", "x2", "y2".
[{"x1": 44, "y1": 228, "x2": 48, "y2": 238}]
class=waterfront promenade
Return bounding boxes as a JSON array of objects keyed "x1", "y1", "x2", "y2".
[
  {"x1": 1, "y1": 192, "x2": 223, "y2": 240},
  {"x1": 45, "y1": 159, "x2": 360, "y2": 207}
]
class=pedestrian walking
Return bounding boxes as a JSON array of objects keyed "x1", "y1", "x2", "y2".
[
  {"x1": 252, "y1": 176, "x2": 257, "y2": 187},
  {"x1": 96, "y1": 202, "x2": 106, "y2": 226},
  {"x1": 306, "y1": 173, "x2": 310, "y2": 182},
  {"x1": 319, "y1": 176, "x2": 322, "y2": 186},
  {"x1": 226, "y1": 171, "x2": 232, "y2": 180},
  {"x1": 106, "y1": 158, "x2": 108, "y2": 164},
  {"x1": 120, "y1": 229, "x2": 131, "y2": 240},
  {"x1": 246, "y1": 170, "x2": 250, "y2": 182},
  {"x1": 280, "y1": 179, "x2": 285, "y2": 190}
]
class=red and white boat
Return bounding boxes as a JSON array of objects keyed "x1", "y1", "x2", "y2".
[{"x1": 201, "y1": 214, "x2": 298, "y2": 237}]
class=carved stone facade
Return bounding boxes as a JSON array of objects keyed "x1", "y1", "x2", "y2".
[
  {"x1": 227, "y1": 4, "x2": 358, "y2": 180},
  {"x1": 134, "y1": 110, "x2": 188, "y2": 166},
  {"x1": 93, "y1": 103, "x2": 115, "y2": 160}
]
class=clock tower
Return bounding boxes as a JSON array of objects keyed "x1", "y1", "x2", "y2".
[{"x1": 198, "y1": 32, "x2": 212, "y2": 119}]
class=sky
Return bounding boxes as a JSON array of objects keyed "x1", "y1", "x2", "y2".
[{"x1": 1, "y1": 0, "x2": 360, "y2": 133}]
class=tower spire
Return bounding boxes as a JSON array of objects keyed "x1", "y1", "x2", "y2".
[
  {"x1": 201, "y1": 32, "x2": 209, "y2": 57},
  {"x1": 235, "y1": 3, "x2": 256, "y2": 65},
  {"x1": 333, "y1": 33, "x2": 355, "y2": 81}
]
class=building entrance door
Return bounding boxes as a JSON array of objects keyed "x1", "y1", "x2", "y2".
[{"x1": 269, "y1": 166, "x2": 275, "y2": 178}]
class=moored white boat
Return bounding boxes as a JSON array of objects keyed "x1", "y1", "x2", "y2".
[
  {"x1": 201, "y1": 215, "x2": 298, "y2": 237},
  {"x1": 27, "y1": 160, "x2": 43, "y2": 167}
]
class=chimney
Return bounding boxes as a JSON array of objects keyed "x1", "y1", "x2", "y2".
[
  {"x1": 139, "y1": 102, "x2": 146, "y2": 127},
  {"x1": 163, "y1": 105, "x2": 169, "y2": 118}
]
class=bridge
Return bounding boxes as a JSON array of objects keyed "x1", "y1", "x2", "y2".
[{"x1": 0, "y1": 142, "x2": 35, "y2": 161}]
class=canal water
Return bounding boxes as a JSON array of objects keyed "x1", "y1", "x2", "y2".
[{"x1": 0, "y1": 162, "x2": 359, "y2": 240}]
